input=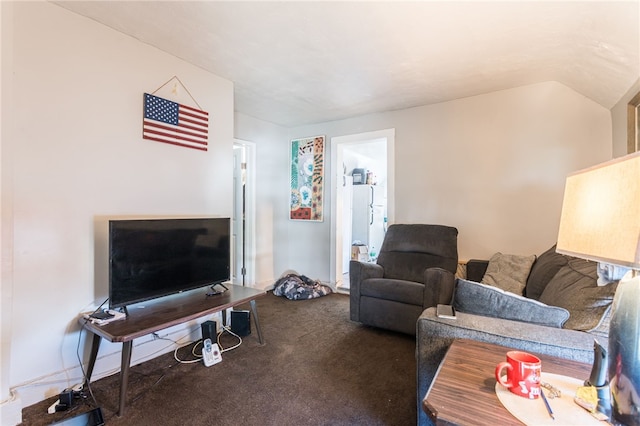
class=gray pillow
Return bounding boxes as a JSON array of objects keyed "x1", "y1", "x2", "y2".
[
  {"x1": 481, "y1": 252, "x2": 536, "y2": 295},
  {"x1": 453, "y1": 278, "x2": 569, "y2": 328},
  {"x1": 539, "y1": 258, "x2": 617, "y2": 331}
]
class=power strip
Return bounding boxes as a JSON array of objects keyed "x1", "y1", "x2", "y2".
[
  {"x1": 48, "y1": 383, "x2": 84, "y2": 414},
  {"x1": 82, "y1": 309, "x2": 126, "y2": 325}
]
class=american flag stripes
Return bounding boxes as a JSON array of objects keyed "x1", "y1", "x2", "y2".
[{"x1": 143, "y1": 93, "x2": 209, "y2": 151}]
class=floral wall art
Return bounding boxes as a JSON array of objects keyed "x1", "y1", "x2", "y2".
[{"x1": 290, "y1": 135, "x2": 325, "y2": 221}]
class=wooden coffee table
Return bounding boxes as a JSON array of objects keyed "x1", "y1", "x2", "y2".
[{"x1": 423, "y1": 339, "x2": 592, "y2": 425}]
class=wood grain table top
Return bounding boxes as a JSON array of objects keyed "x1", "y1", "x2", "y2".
[
  {"x1": 80, "y1": 284, "x2": 266, "y2": 343},
  {"x1": 423, "y1": 339, "x2": 592, "y2": 425}
]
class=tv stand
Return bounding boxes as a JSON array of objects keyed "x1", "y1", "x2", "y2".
[
  {"x1": 213, "y1": 282, "x2": 229, "y2": 291},
  {"x1": 206, "y1": 282, "x2": 230, "y2": 297},
  {"x1": 79, "y1": 284, "x2": 266, "y2": 416}
]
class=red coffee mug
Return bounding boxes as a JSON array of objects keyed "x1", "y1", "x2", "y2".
[{"x1": 495, "y1": 351, "x2": 541, "y2": 399}]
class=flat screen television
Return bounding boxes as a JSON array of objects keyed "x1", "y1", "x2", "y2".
[{"x1": 108, "y1": 217, "x2": 231, "y2": 310}]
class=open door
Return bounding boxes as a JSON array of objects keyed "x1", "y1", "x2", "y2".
[{"x1": 330, "y1": 129, "x2": 395, "y2": 292}]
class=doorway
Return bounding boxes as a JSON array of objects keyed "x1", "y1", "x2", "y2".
[
  {"x1": 232, "y1": 139, "x2": 256, "y2": 286},
  {"x1": 330, "y1": 129, "x2": 395, "y2": 292}
]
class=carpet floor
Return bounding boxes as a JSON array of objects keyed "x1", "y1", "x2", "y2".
[{"x1": 20, "y1": 292, "x2": 416, "y2": 426}]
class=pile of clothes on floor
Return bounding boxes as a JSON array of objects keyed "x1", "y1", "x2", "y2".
[{"x1": 273, "y1": 272, "x2": 333, "y2": 300}]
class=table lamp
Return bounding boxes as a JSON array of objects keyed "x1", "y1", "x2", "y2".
[{"x1": 556, "y1": 151, "x2": 640, "y2": 425}]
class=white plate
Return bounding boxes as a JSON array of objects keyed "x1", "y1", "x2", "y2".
[{"x1": 495, "y1": 372, "x2": 603, "y2": 425}]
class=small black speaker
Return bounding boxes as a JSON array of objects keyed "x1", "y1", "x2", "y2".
[
  {"x1": 231, "y1": 310, "x2": 251, "y2": 336},
  {"x1": 201, "y1": 320, "x2": 217, "y2": 342}
]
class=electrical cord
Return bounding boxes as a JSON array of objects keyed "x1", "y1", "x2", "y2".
[
  {"x1": 171, "y1": 337, "x2": 203, "y2": 364},
  {"x1": 127, "y1": 361, "x2": 178, "y2": 405},
  {"x1": 70, "y1": 302, "x2": 250, "y2": 421},
  {"x1": 73, "y1": 311, "x2": 244, "y2": 420},
  {"x1": 171, "y1": 321, "x2": 243, "y2": 363},
  {"x1": 75, "y1": 298, "x2": 110, "y2": 408},
  {"x1": 50, "y1": 305, "x2": 108, "y2": 421},
  {"x1": 79, "y1": 328, "x2": 181, "y2": 421},
  {"x1": 218, "y1": 324, "x2": 242, "y2": 352},
  {"x1": 75, "y1": 298, "x2": 186, "y2": 411},
  {"x1": 75, "y1": 326, "x2": 99, "y2": 408},
  {"x1": 191, "y1": 339, "x2": 204, "y2": 358}
]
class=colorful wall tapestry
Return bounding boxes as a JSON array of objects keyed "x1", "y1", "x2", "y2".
[{"x1": 290, "y1": 136, "x2": 325, "y2": 221}]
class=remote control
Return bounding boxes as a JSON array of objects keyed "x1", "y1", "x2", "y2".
[
  {"x1": 436, "y1": 304, "x2": 457, "y2": 319},
  {"x1": 202, "y1": 338, "x2": 222, "y2": 367}
]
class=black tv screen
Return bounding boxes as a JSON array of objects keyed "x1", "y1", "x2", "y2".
[{"x1": 109, "y1": 218, "x2": 231, "y2": 309}]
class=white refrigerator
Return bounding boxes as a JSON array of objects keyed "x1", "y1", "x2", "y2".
[{"x1": 351, "y1": 184, "x2": 386, "y2": 260}]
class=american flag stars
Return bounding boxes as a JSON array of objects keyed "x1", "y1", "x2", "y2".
[{"x1": 145, "y1": 95, "x2": 179, "y2": 125}]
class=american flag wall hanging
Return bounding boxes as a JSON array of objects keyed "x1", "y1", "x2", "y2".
[{"x1": 143, "y1": 93, "x2": 209, "y2": 151}]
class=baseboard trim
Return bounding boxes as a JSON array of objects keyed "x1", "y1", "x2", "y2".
[{"x1": 0, "y1": 391, "x2": 22, "y2": 426}]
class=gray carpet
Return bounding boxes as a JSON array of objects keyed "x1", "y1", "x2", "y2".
[{"x1": 21, "y1": 292, "x2": 416, "y2": 425}]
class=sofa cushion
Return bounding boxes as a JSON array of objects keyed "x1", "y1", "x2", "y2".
[
  {"x1": 588, "y1": 305, "x2": 613, "y2": 339},
  {"x1": 525, "y1": 244, "x2": 568, "y2": 300},
  {"x1": 538, "y1": 258, "x2": 618, "y2": 331},
  {"x1": 481, "y1": 252, "x2": 536, "y2": 295},
  {"x1": 453, "y1": 279, "x2": 569, "y2": 328}
]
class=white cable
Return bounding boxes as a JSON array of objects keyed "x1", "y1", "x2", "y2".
[
  {"x1": 218, "y1": 325, "x2": 242, "y2": 352},
  {"x1": 165, "y1": 335, "x2": 203, "y2": 364},
  {"x1": 191, "y1": 340, "x2": 204, "y2": 358}
]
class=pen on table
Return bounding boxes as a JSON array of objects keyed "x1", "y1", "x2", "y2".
[{"x1": 540, "y1": 389, "x2": 555, "y2": 420}]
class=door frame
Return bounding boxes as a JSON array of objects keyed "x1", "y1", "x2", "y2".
[
  {"x1": 330, "y1": 128, "x2": 395, "y2": 288},
  {"x1": 233, "y1": 139, "x2": 256, "y2": 286}
]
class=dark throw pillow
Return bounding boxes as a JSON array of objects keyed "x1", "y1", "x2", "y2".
[
  {"x1": 538, "y1": 258, "x2": 617, "y2": 331},
  {"x1": 525, "y1": 244, "x2": 569, "y2": 300},
  {"x1": 453, "y1": 278, "x2": 569, "y2": 328}
]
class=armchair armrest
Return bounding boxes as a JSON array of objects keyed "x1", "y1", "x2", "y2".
[
  {"x1": 422, "y1": 267, "x2": 455, "y2": 308},
  {"x1": 349, "y1": 260, "x2": 384, "y2": 321}
]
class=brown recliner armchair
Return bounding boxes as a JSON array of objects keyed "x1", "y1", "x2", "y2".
[{"x1": 349, "y1": 224, "x2": 458, "y2": 335}]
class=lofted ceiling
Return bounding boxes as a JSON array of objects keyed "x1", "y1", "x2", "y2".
[{"x1": 53, "y1": 1, "x2": 640, "y2": 127}]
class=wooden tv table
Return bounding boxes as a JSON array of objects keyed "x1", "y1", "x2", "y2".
[
  {"x1": 423, "y1": 339, "x2": 592, "y2": 425},
  {"x1": 79, "y1": 284, "x2": 266, "y2": 416}
]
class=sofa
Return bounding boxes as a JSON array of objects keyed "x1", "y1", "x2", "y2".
[{"x1": 416, "y1": 245, "x2": 619, "y2": 426}]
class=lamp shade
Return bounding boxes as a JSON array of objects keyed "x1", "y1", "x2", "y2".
[{"x1": 556, "y1": 151, "x2": 640, "y2": 269}]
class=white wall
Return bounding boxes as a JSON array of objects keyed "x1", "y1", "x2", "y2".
[
  {"x1": 385, "y1": 82, "x2": 612, "y2": 260},
  {"x1": 2, "y1": 1, "x2": 234, "y2": 411},
  {"x1": 0, "y1": 2, "x2": 18, "y2": 422},
  {"x1": 234, "y1": 113, "x2": 290, "y2": 287},
  {"x1": 236, "y1": 81, "x2": 613, "y2": 286}
]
